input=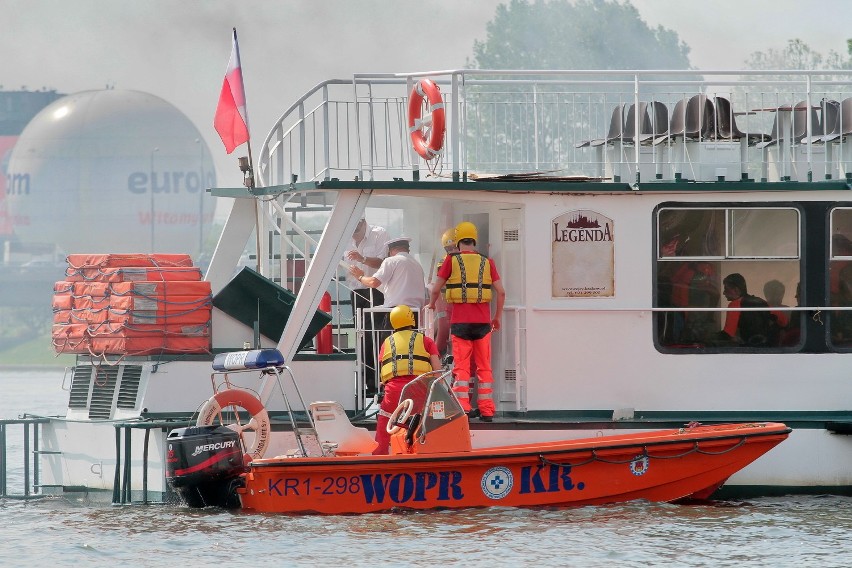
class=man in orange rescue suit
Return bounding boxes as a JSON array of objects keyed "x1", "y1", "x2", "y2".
[
  {"x1": 427, "y1": 221, "x2": 505, "y2": 421},
  {"x1": 374, "y1": 305, "x2": 441, "y2": 455}
]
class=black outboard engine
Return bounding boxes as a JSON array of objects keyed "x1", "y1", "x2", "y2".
[{"x1": 165, "y1": 425, "x2": 245, "y2": 508}]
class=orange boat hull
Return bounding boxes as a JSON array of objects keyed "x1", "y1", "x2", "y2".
[{"x1": 236, "y1": 422, "x2": 790, "y2": 514}]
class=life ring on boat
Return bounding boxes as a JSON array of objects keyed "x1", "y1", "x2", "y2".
[
  {"x1": 408, "y1": 79, "x2": 446, "y2": 160},
  {"x1": 386, "y1": 398, "x2": 414, "y2": 435},
  {"x1": 196, "y1": 389, "x2": 271, "y2": 461}
]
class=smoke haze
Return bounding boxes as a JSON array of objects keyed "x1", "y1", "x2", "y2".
[{"x1": 3, "y1": 0, "x2": 851, "y2": 194}]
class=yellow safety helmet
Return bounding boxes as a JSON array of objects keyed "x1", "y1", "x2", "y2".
[
  {"x1": 389, "y1": 305, "x2": 416, "y2": 329},
  {"x1": 441, "y1": 228, "x2": 456, "y2": 248},
  {"x1": 455, "y1": 221, "x2": 478, "y2": 242}
]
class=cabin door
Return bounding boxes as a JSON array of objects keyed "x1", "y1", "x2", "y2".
[{"x1": 492, "y1": 209, "x2": 525, "y2": 412}]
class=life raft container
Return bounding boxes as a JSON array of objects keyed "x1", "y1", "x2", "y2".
[
  {"x1": 196, "y1": 389, "x2": 271, "y2": 461},
  {"x1": 407, "y1": 79, "x2": 446, "y2": 160}
]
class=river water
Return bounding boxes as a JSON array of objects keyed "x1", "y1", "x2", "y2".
[{"x1": 1, "y1": 369, "x2": 851, "y2": 567}]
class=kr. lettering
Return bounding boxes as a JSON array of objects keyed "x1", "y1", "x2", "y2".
[{"x1": 518, "y1": 463, "x2": 585, "y2": 494}]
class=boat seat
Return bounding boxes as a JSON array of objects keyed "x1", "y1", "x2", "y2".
[
  {"x1": 654, "y1": 94, "x2": 713, "y2": 146},
  {"x1": 575, "y1": 103, "x2": 625, "y2": 148},
  {"x1": 816, "y1": 97, "x2": 851, "y2": 144},
  {"x1": 637, "y1": 101, "x2": 669, "y2": 144},
  {"x1": 803, "y1": 98, "x2": 840, "y2": 144},
  {"x1": 309, "y1": 401, "x2": 378, "y2": 455},
  {"x1": 712, "y1": 96, "x2": 771, "y2": 145}
]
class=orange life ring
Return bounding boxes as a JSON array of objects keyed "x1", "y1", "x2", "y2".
[
  {"x1": 196, "y1": 389, "x2": 271, "y2": 461},
  {"x1": 408, "y1": 79, "x2": 446, "y2": 160}
]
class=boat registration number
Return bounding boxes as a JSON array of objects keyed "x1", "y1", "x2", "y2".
[{"x1": 267, "y1": 471, "x2": 465, "y2": 504}]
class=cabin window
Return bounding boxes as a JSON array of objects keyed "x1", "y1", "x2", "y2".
[
  {"x1": 656, "y1": 206, "x2": 801, "y2": 351},
  {"x1": 829, "y1": 208, "x2": 852, "y2": 348}
]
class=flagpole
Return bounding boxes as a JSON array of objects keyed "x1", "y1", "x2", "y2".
[
  {"x1": 246, "y1": 139, "x2": 262, "y2": 274},
  {"x1": 232, "y1": 27, "x2": 254, "y2": 186},
  {"x1": 216, "y1": 27, "x2": 260, "y2": 273},
  {"x1": 233, "y1": 27, "x2": 260, "y2": 273}
]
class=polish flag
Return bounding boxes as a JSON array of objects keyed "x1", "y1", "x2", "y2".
[{"x1": 214, "y1": 28, "x2": 250, "y2": 154}]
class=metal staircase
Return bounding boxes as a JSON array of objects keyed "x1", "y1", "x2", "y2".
[{"x1": 250, "y1": 193, "x2": 355, "y2": 354}]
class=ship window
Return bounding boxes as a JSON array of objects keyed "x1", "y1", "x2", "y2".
[
  {"x1": 729, "y1": 209, "x2": 799, "y2": 258},
  {"x1": 656, "y1": 206, "x2": 801, "y2": 352},
  {"x1": 658, "y1": 209, "x2": 724, "y2": 258},
  {"x1": 828, "y1": 208, "x2": 852, "y2": 349}
]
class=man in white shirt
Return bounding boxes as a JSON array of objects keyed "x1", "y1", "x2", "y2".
[
  {"x1": 344, "y1": 219, "x2": 387, "y2": 396},
  {"x1": 349, "y1": 235, "x2": 427, "y2": 341}
]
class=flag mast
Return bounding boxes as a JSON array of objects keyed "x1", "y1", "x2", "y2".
[
  {"x1": 214, "y1": 27, "x2": 261, "y2": 272},
  {"x1": 232, "y1": 27, "x2": 255, "y2": 192}
]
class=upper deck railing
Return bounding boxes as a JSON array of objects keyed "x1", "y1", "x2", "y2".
[{"x1": 257, "y1": 69, "x2": 852, "y2": 189}]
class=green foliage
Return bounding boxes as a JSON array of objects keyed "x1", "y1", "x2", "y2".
[
  {"x1": 470, "y1": 0, "x2": 691, "y2": 70},
  {"x1": 461, "y1": 0, "x2": 693, "y2": 173},
  {"x1": 746, "y1": 39, "x2": 852, "y2": 71},
  {"x1": 0, "y1": 332, "x2": 72, "y2": 367}
]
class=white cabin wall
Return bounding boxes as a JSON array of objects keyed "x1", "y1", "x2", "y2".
[
  {"x1": 517, "y1": 191, "x2": 852, "y2": 414},
  {"x1": 520, "y1": 194, "x2": 654, "y2": 412}
]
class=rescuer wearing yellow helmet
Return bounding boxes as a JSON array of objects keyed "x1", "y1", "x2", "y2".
[
  {"x1": 441, "y1": 227, "x2": 458, "y2": 251},
  {"x1": 373, "y1": 305, "x2": 441, "y2": 455},
  {"x1": 431, "y1": 227, "x2": 460, "y2": 355},
  {"x1": 427, "y1": 221, "x2": 506, "y2": 421}
]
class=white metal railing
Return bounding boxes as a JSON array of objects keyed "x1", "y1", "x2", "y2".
[{"x1": 257, "y1": 69, "x2": 852, "y2": 188}]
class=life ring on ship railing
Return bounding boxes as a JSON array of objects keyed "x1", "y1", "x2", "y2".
[
  {"x1": 387, "y1": 398, "x2": 414, "y2": 435},
  {"x1": 408, "y1": 79, "x2": 446, "y2": 160},
  {"x1": 196, "y1": 389, "x2": 271, "y2": 461}
]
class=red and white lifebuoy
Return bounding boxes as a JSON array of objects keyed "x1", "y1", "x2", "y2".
[
  {"x1": 196, "y1": 389, "x2": 271, "y2": 461},
  {"x1": 408, "y1": 79, "x2": 446, "y2": 160}
]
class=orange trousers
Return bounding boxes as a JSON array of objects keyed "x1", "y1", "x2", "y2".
[
  {"x1": 451, "y1": 333, "x2": 495, "y2": 416},
  {"x1": 374, "y1": 376, "x2": 411, "y2": 455}
]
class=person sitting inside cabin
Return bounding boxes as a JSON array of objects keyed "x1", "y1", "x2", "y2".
[
  {"x1": 763, "y1": 279, "x2": 790, "y2": 346},
  {"x1": 831, "y1": 265, "x2": 852, "y2": 345},
  {"x1": 780, "y1": 282, "x2": 802, "y2": 347},
  {"x1": 763, "y1": 279, "x2": 790, "y2": 329},
  {"x1": 373, "y1": 305, "x2": 441, "y2": 455},
  {"x1": 719, "y1": 273, "x2": 772, "y2": 346},
  {"x1": 668, "y1": 261, "x2": 719, "y2": 344}
]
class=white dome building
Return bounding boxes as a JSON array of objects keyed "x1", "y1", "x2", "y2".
[{"x1": 5, "y1": 89, "x2": 216, "y2": 255}]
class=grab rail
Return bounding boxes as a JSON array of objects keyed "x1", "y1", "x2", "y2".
[
  {"x1": 112, "y1": 420, "x2": 184, "y2": 505},
  {"x1": 0, "y1": 416, "x2": 51, "y2": 499}
]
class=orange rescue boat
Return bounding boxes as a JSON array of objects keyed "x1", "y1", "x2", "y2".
[{"x1": 168, "y1": 365, "x2": 790, "y2": 515}]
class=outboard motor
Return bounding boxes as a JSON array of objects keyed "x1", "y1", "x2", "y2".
[{"x1": 165, "y1": 425, "x2": 245, "y2": 508}]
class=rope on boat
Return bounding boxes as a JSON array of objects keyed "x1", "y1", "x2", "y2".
[{"x1": 538, "y1": 437, "x2": 748, "y2": 469}]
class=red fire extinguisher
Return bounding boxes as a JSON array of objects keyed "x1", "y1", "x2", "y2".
[{"x1": 316, "y1": 291, "x2": 333, "y2": 354}]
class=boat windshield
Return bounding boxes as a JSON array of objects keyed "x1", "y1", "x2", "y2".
[{"x1": 398, "y1": 370, "x2": 466, "y2": 440}]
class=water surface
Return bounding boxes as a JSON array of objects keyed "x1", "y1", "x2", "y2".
[{"x1": 0, "y1": 370, "x2": 849, "y2": 567}]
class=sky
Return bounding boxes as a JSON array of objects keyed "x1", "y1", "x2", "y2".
[{"x1": 4, "y1": 0, "x2": 852, "y2": 194}]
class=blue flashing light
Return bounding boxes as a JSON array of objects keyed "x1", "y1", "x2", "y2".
[{"x1": 212, "y1": 349, "x2": 285, "y2": 371}]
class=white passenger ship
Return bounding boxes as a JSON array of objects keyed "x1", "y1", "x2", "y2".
[{"x1": 9, "y1": 69, "x2": 852, "y2": 502}]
